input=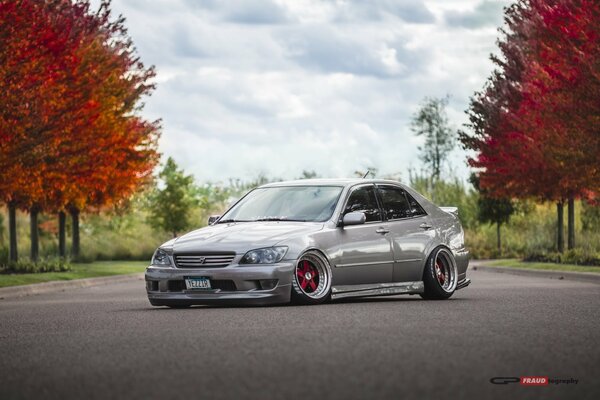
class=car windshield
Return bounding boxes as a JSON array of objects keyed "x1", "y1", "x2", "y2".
[{"x1": 219, "y1": 186, "x2": 343, "y2": 223}]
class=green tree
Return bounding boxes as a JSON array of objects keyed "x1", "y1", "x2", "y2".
[
  {"x1": 582, "y1": 201, "x2": 600, "y2": 232},
  {"x1": 410, "y1": 96, "x2": 456, "y2": 181},
  {"x1": 298, "y1": 170, "x2": 319, "y2": 179},
  {"x1": 409, "y1": 171, "x2": 478, "y2": 229},
  {"x1": 470, "y1": 174, "x2": 515, "y2": 256},
  {"x1": 147, "y1": 158, "x2": 198, "y2": 238}
]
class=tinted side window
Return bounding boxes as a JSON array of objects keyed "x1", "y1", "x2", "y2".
[
  {"x1": 406, "y1": 192, "x2": 426, "y2": 216},
  {"x1": 378, "y1": 186, "x2": 411, "y2": 220},
  {"x1": 344, "y1": 186, "x2": 382, "y2": 222}
]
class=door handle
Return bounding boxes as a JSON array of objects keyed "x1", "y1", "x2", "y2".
[
  {"x1": 375, "y1": 228, "x2": 390, "y2": 234},
  {"x1": 419, "y1": 223, "x2": 432, "y2": 230}
]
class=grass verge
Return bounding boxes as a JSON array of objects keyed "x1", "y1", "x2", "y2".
[
  {"x1": 0, "y1": 261, "x2": 147, "y2": 288},
  {"x1": 485, "y1": 259, "x2": 600, "y2": 274}
]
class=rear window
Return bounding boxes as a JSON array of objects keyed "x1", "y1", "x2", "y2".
[{"x1": 377, "y1": 185, "x2": 411, "y2": 220}]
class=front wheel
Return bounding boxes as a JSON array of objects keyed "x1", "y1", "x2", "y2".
[
  {"x1": 420, "y1": 247, "x2": 458, "y2": 300},
  {"x1": 291, "y1": 250, "x2": 332, "y2": 305}
]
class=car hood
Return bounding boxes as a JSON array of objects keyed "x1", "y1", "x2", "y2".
[{"x1": 170, "y1": 221, "x2": 325, "y2": 254}]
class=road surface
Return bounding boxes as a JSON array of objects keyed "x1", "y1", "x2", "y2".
[{"x1": 1, "y1": 268, "x2": 599, "y2": 400}]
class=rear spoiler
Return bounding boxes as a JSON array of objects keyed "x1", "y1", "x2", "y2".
[{"x1": 440, "y1": 207, "x2": 459, "y2": 217}]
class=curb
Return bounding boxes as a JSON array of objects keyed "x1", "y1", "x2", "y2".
[
  {"x1": 470, "y1": 261, "x2": 600, "y2": 284},
  {"x1": 0, "y1": 273, "x2": 145, "y2": 300}
]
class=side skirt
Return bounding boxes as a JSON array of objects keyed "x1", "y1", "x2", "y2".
[
  {"x1": 331, "y1": 281, "x2": 424, "y2": 300},
  {"x1": 456, "y1": 278, "x2": 471, "y2": 290}
]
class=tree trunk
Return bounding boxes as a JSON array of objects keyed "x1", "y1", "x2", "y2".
[
  {"x1": 58, "y1": 211, "x2": 66, "y2": 258},
  {"x1": 30, "y1": 208, "x2": 39, "y2": 262},
  {"x1": 71, "y1": 208, "x2": 80, "y2": 260},
  {"x1": 496, "y1": 222, "x2": 502, "y2": 257},
  {"x1": 557, "y1": 202, "x2": 564, "y2": 253},
  {"x1": 8, "y1": 203, "x2": 18, "y2": 262},
  {"x1": 567, "y1": 197, "x2": 575, "y2": 250}
]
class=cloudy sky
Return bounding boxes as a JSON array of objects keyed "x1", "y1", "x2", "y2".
[{"x1": 107, "y1": 0, "x2": 509, "y2": 183}]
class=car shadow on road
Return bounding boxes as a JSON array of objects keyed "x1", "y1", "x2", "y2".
[
  {"x1": 332, "y1": 296, "x2": 420, "y2": 304},
  {"x1": 122, "y1": 295, "x2": 469, "y2": 311}
]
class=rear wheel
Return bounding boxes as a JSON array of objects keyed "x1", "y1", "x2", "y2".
[
  {"x1": 420, "y1": 247, "x2": 458, "y2": 300},
  {"x1": 291, "y1": 251, "x2": 332, "y2": 305}
]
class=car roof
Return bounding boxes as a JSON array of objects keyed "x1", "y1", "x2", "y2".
[
  {"x1": 256, "y1": 178, "x2": 441, "y2": 215},
  {"x1": 259, "y1": 178, "x2": 404, "y2": 188}
]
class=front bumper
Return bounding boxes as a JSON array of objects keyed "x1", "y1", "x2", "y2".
[{"x1": 145, "y1": 261, "x2": 295, "y2": 306}]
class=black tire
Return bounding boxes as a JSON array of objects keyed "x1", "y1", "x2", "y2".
[
  {"x1": 420, "y1": 247, "x2": 458, "y2": 300},
  {"x1": 291, "y1": 250, "x2": 332, "y2": 305}
]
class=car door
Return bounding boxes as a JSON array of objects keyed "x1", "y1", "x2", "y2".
[
  {"x1": 376, "y1": 184, "x2": 434, "y2": 283},
  {"x1": 333, "y1": 184, "x2": 394, "y2": 285}
]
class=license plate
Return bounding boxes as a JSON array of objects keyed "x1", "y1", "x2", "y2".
[{"x1": 185, "y1": 277, "x2": 211, "y2": 290}]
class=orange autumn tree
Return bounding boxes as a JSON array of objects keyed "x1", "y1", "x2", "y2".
[
  {"x1": 41, "y1": 3, "x2": 160, "y2": 258},
  {"x1": 0, "y1": 0, "x2": 159, "y2": 262},
  {"x1": 0, "y1": 0, "x2": 87, "y2": 261}
]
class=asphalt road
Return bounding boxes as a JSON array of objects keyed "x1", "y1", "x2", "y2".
[{"x1": 1, "y1": 269, "x2": 599, "y2": 400}]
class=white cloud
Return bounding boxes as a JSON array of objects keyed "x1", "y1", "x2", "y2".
[{"x1": 104, "y1": 0, "x2": 510, "y2": 183}]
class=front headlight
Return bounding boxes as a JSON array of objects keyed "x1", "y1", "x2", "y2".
[
  {"x1": 151, "y1": 248, "x2": 172, "y2": 266},
  {"x1": 241, "y1": 246, "x2": 288, "y2": 264}
]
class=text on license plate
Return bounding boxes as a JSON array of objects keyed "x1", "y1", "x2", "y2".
[{"x1": 185, "y1": 277, "x2": 211, "y2": 290}]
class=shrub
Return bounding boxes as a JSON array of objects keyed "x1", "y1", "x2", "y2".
[
  {"x1": 524, "y1": 249, "x2": 600, "y2": 266},
  {"x1": 582, "y1": 201, "x2": 600, "y2": 232},
  {"x1": 0, "y1": 258, "x2": 71, "y2": 274},
  {"x1": 0, "y1": 246, "x2": 7, "y2": 264}
]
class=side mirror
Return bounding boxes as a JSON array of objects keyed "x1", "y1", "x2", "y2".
[
  {"x1": 208, "y1": 215, "x2": 221, "y2": 225},
  {"x1": 342, "y1": 212, "x2": 366, "y2": 227}
]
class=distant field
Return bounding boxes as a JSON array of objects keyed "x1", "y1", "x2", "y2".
[
  {"x1": 0, "y1": 261, "x2": 147, "y2": 288},
  {"x1": 485, "y1": 259, "x2": 600, "y2": 274}
]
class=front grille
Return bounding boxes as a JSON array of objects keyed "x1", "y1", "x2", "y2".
[
  {"x1": 163, "y1": 279, "x2": 237, "y2": 292},
  {"x1": 168, "y1": 280, "x2": 185, "y2": 292},
  {"x1": 174, "y1": 253, "x2": 236, "y2": 268},
  {"x1": 211, "y1": 280, "x2": 237, "y2": 291}
]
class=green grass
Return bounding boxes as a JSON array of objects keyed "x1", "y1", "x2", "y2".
[
  {"x1": 486, "y1": 259, "x2": 600, "y2": 274},
  {"x1": 0, "y1": 261, "x2": 147, "y2": 288}
]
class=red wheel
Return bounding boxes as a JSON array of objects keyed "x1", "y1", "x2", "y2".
[
  {"x1": 435, "y1": 259, "x2": 447, "y2": 286},
  {"x1": 296, "y1": 260, "x2": 320, "y2": 293},
  {"x1": 421, "y1": 247, "x2": 458, "y2": 300},
  {"x1": 291, "y1": 251, "x2": 332, "y2": 305}
]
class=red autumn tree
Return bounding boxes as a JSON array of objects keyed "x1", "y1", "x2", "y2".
[
  {"x1": 516, "y1": 0, "x2": 600, "y2": 249},
  {"x1": 461, "y1": 0, "x2": 600, "y2": 252},
  {"x1": 0, "y1": 0, "x2": 159, "y2": 262}
]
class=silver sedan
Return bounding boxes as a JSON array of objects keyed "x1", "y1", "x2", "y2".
[{"x1": 145, "y1": 179, "x2": 470, "y2": 307}]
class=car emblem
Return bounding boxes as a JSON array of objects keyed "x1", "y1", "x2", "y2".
[{"x1": 197, "y1": 257, "x2": 206, "y2": 264}]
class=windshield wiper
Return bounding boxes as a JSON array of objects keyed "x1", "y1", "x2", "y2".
[
  {"x1": 217, "y1": 218, "x2": 249, "y2": 223},
  {"x1": 253, "y1": 217, "x2": 307, "y2": 222}
]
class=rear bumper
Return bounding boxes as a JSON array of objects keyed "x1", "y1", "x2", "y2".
[
  {"x1": 454, "y1": 247, "x2": 470, "y2": 284},
  {"x1": 145, "y1": 262, "x2": 295, "y2": 306}
]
